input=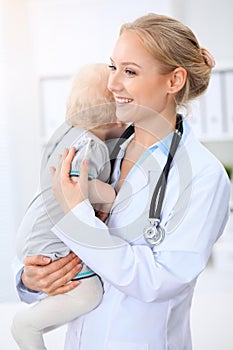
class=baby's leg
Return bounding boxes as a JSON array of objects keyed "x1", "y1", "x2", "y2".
[
  {"x1": 71, "y1": 177, "x2": 115, "y2": 205},
  {"x1": 11, "y1": 275, "x2": 103, "y2": 350},
  {"x1": 89, "y1": 179, "x2": 116, "y2": 205},
  {"x1": 89, "y1": 179, "x2": 116, "y2": 221}
]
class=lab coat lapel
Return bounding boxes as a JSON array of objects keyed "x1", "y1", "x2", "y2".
[
  {"x1": 108, "y1": 148, "x2": 167, "y2": 243},
  {"x1": 111, "y1": 147, "x2": 167, "y2": 213}
]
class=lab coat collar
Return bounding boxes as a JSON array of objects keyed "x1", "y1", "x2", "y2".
[
  {"x1": 110, "y1": 145, "x2": 168, "y2": 213},
  {"x1": 118, "y1": 127, "x2": 175, "y2": 156},
  {"x1": 118, "y1": 118, "x2": 189, "y2": 162},
  {"x1": 110, "y1": 120, "x2": 189, "y2": 212}
]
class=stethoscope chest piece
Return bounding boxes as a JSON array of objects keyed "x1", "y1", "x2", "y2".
[{"x1": 143, "y1": 220, "x2": 165, "y2": 246}]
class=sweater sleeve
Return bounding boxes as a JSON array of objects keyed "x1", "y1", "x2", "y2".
[{"x1": 70, "y1": 137, "x2": 110, "y2": 182}]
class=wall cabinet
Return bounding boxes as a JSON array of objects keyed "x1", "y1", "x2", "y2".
[{"x1": 188, "y1": 69, "x2": 233, "y2": 142}]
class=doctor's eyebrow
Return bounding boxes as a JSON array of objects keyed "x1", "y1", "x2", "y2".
[{"x1": 109, "y1": 57, "x2": 142, "y2": 69}]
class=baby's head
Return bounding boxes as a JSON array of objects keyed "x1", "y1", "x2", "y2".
[{"x1": 66, "y1": 63, "x2": 116, "y2": 129}]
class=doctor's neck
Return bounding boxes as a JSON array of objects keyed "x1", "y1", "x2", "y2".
[{"x1": 133, "y1": 112, "x2": 177, "y2": 148}]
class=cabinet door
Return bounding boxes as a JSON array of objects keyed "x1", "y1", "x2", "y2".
[
  {"x1": 189, "y1": 70, "x2": 233, "y2": 141},
  {"x1": 200, "y1": 73, "x2": 223, "y2": 140},
  {"x1": 225, "y1": 71, "x2": 233, "y2": 137}
]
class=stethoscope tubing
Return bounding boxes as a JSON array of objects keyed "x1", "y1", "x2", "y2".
[
  {"x1": 144, "y1": 114, "x2": 183, "y2": 246},
  {"x1": 149, "y1": 114, "x2": 183, "y2": 220}
]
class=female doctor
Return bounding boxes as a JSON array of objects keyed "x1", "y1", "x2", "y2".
[{"x1": 18, "y1": 13, "x2": 230, "y2": 349}]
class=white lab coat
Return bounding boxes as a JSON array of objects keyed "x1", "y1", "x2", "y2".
[{"x1": 18, "y1": 121, "x2": 230, "y2": 350}]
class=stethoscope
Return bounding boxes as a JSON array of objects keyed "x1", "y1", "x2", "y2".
[{"x1": 143, "y1": 113, "x2": 183, "y2": 246}]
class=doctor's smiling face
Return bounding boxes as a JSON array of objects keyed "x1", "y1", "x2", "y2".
[{"x1": 107, "y1": 30, "x2": 185, "y2": 129}]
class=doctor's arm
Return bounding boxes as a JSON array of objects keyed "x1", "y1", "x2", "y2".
[{"x1": 50, "y1": 149, "x2": 230, "y2": 303}]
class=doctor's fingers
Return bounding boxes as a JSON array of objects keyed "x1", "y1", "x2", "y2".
[
  {"x1": 38, "y1": 255, "x2": 82, "y2": 295},
  {"x1": 43, "y1": 264, "x2": 83, "y2": 296}
]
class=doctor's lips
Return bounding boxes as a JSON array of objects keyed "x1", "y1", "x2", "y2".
[{"x1": 114, "y1": 96, "x2": 134, "y2": 105}]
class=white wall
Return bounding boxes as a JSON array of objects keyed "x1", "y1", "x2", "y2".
[
  {"x1": 0, "y1": 0, "x2": 41, "y2": 301},
  {"x1": 1, "y1": 0, "x2": 41, "y2": 221},
  {"x1": 27, "y1": 0, "x2": 172, "y2": 77},
  {"x1": 181, "y1": 0, "x2": 233, "y2": 68}
]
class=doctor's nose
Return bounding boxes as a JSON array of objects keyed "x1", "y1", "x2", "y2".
[{"x1": 107, "y1": 70, "x2": 123, "y2": 94}]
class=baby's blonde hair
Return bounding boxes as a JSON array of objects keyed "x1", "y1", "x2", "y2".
[{"x1": 66, "y1": 63, "x2": 116, "y2": 128}]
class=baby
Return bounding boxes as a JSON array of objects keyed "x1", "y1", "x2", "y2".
[{"x1": 12, "y1": 63, "x2": 124, "y2": 350}]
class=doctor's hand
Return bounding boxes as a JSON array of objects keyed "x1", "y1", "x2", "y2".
[
  {"x1": 50, "y1": 147, "x2": 89, "y2": 214},
  {"x1": 21, "y1": 252, "x2": 82, "y2": 296}
]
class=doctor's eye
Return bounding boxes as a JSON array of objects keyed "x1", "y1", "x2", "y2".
[
  {"x1": 125, "y1": 68, "x2": 136, "y2": 77},
  {"x1": 108, "y1": 65, "x2": 116, "y2": 71}
]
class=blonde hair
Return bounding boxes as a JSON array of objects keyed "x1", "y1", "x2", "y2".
[
  {"x1": 120, "y1": 13, "x2": 214, "y2": 106},
  {"x1": 66, "y1": 63, "x2": 116, "y2": 128}
]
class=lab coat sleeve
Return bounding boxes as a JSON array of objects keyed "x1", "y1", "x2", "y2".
[{"x1": 51, "y1": 167, "x2": 230, "y2": 303}]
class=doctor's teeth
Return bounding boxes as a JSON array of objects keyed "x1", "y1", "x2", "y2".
[{"x1": 115, "y1": 98, "x2": 132, "y2": 103}]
